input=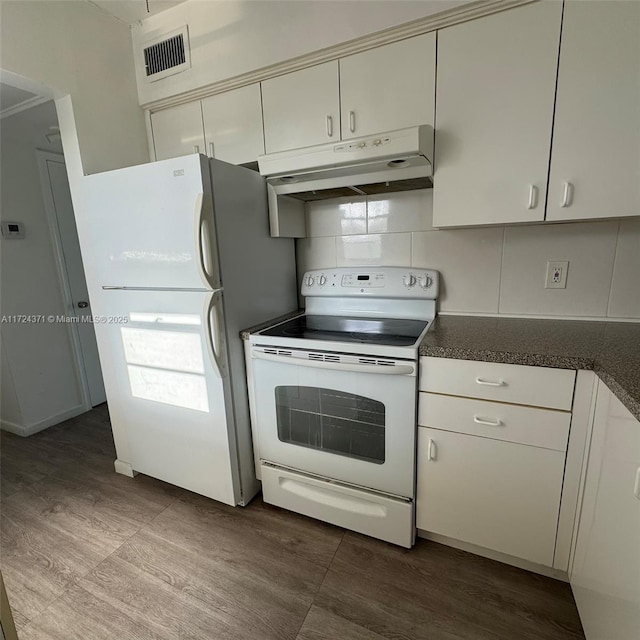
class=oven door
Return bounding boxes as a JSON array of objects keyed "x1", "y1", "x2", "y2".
[{"x1": 251, "y1": 346, "x2": 417, "y2": 498}]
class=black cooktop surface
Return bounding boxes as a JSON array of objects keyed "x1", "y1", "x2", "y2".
[{"x1": 259, "y1": 315, "x2": 429, "y2": 346}]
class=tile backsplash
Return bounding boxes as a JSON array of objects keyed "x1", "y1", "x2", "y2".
[{"x1": 296, "y1": 190, "x2": 640, "y2": 320}]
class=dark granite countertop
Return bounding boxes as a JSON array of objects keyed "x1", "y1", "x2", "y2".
[{"x1": 419, "y1": 316, "x2": 640, "y2": 421}]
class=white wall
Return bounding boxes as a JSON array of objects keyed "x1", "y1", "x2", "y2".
[
  {"x1": 0, "y1": 101, "x2": 86, "y2": 434},
  {"x1": 132, "y1": 0, "x2": 467, "y2": 104},
  {"x1": 0, "y1": 0, "x2": 148, "y2": 178},
  {"x1": 298, "y1": 191, "x2": 640, "y2": 320}
]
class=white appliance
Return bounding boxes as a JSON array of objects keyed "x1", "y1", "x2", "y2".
[
  {"x1": 249, "y1": 267, "x2": 439, "y2": 547},
  {"x1": 81, "y1": 154, "x2": 297, "y2": 506},
  {"x1": 258, "y1": 126, "x2": 433, "y2": 236}
]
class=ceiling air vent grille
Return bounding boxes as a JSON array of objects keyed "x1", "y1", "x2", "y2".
[{"x1": 142, "y1": 26, "x2": 190, "y2": 83}]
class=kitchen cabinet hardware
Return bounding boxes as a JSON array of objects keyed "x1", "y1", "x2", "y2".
[
  {"x1": 560, "y1": 181, "x2": 573, "y2": 208},
  {"x1": 475, "y1": 377, "x2": 505, "y2": 387},
  {"x1": 473, "y1": 415, "x2": 502, "y2": 427}
]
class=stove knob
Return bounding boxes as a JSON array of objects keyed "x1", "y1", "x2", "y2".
[
  {"x1": 420, "y1": 275, "x2": 433, "y2": 289},
  {"x1": 403, "y1": 274, "x2": 417, "y2": 288},
  {"x1": 318, "y1": 274, "x2": 327, "y2": 286},
  {"x1": 305, "y1": 276, "x2": 315, "y2": 287}
]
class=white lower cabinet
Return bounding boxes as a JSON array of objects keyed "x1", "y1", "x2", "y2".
[
  {"x1": 417, "y1": 427, "x2": 565, "y2": 566},
  {"x1": 570, "y1": 381, "x2": 640, "y2": 640},
  {"x1": 417, "y1": 357, "x2": 577, "y2": 569}
]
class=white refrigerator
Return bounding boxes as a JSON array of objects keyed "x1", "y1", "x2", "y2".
[{"x1": 80, "y1": 154, "x2": 297, "y2": 506}]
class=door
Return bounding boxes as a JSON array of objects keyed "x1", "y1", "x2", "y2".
[
  {"x1": 202, "y1": 84, "x2": 265, "y2": 165},
  {"x1": 433, "y1": 1, "x2": 562, "y2": 226},
  {"x1": 81, "y1": 154, "x2": 219, "y2": 290},
  {"x1": 100, "y1": 288, "x2": 239, "y2": 504},
  {"x1": 38, "y1": 151, "x2": 106, "y2": 407},
  {"x1": 261, "y1": 61, "x2": 340, "y2": 153},
  {"x1": 547, "y1": 0, "x2": 640, "y2": 222},
  {"x1": 339, "y1": 33, "x2": 436, "y2": 140},
  {"x1": 151, "y1": 102, "x2": 206, "y2": 160},
  {"x1": 416, "y1": 427, "x2": 565, "y2": 566},
  {"x1": 251, "y1": 347, "x2": 417, "y2": 498}
]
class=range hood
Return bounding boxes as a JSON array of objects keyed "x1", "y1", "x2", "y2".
[{"x1": 258, "y1": 125, "x2": 433, "y2": 237}]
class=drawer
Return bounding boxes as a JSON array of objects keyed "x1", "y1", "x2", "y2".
[
  {"x1": 419, "y1": 357, "x2": 576, "y2": 410},
  {"x1": 419, "y1": 392, "x2": 570, "y2": 451},
  {"x1": 261, "y1": 463, "x2": 414, "y2": 548}
]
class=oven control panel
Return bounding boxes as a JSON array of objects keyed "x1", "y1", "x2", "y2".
[{"x1": 301, "y1": 267, "x2": 439, "y2": 299}]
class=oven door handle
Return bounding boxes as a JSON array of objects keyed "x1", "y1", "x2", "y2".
[{"x1": 252, "y1": 351, "x2": 415, "y2": 376}]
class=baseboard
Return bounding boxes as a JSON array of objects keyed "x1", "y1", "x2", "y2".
[
  {"x1": 418, "y1": 530, "x2": 569, "y2": 582},
  {"x1": 1, "y1": 404, "x2": 87, "y2": 437},
  {"x1": 114, "y1": 459, "x2": 137, "y2": 478}
]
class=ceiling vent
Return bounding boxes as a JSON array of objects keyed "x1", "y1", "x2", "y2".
[{"x1": 142, "y1": 26, "x2": 191, "y2": 83}]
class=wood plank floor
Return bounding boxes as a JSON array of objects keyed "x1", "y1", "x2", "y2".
[{"x1": 1, "y1": 406, "x2": 585, "y2": 639}]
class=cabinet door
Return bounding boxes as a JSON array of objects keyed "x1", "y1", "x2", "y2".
[
  {"x1": 339, "y1": 33, "x2": 435, "y2": 140},
  {"x1": 261, "y1": 61, "x2": 340, "y2": 153},
  {"x1": 547, "y1": 1, "x2": 640, "y2": 222},
  {"x1": 202, "y1": 84, "x2": 265, "y2": 166},
  {"x1": 433, "y1": 2, "x2": 562, "y2": 227},
  {"x1": 416, "y1": 427, "x2": 565, "y2": 566},
  {"x1": 571, "y1": 383, "x2": 640, "y2": 639},
  {"x1": 151, "y1": 102, "x2": 205, "y2": 161}
]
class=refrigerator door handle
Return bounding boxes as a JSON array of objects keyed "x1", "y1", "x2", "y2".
[
  {"x1": 205, "y1": 291, "x2": 226, "y2": 378},
  {"x1": 196, "y1": 193, "x2": 217, "y2": 289}
]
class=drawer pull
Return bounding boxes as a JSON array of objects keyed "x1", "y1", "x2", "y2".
[
  {"x1": 634, "y1": 467, "x2": 640, "y2": 500},
  {"x1": 473, "y1": 415, "x2": 503, "y2": 427},
  {"x1": 475, "y1": 377, "x2": 506, "y2": 387},
  {"x1": 427, "y1": 438, "x2": 437, "y2": 461}
]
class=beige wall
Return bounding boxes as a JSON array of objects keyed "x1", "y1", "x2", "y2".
[
  {"x1": 298, "y1": 190, "x2": 640, "y2": 320},
  {"x1": 132, "y1": 0, "x2": 467, "y2": 104},
  {"x1": 0, "y1": 102, "x2": 85, "y2": 433},
  {"x1": 0, "y1": 0, "x2": 148, "y2": 178}
]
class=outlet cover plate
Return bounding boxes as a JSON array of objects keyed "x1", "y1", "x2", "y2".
[{"x1": 545, "y1": 260, "x2": 568, "y2": 289}]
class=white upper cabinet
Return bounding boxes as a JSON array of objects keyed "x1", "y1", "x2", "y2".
[
  {"x1": 151, "y1": 102, "x2": 206, "y2": 161},
  {"x1": 261, "y1": 61, "x2": 340, "y2": 154},
  {"x1": 339, "y1": 34, "x2": 435, "y2": 140},
  {"x1": 547, "y1": 1, "x2": 640, "y2": 222},
  {"x1": 433, "y1": 2, "x2": 562, "y2": 227},
  {"x1": 201, "y1": 84, "x2": 265, "y2": 166}
]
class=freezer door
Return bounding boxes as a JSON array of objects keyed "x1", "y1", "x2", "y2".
[
  {"x1": 98, "y1": 289, "x2": 240, "y2": 504},
  {"x1": 81, "y1": 155, "x2": 219, "y2": 290}
]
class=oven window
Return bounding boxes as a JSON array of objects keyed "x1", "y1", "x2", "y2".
[{"x1": 275, "y1": 386, "x2": 385, "y2": 464}]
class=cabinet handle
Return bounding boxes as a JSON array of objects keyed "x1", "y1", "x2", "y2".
[
  {"x1": 527, "y1": 185, "x2": 538, "y2": 209},
  {"x1": 193, "y1": 145, "x2": 200, "y2": 154},
  {"x1": 427, "y1": 438, "x2": 437, "y2": 461},
  {"x1": 326, "y1": 115, "x2": 333, "y2": 138},
  {"x1": 475, "y1": 377, "x2": 506, "y2": 387},
  {"x1": 561, "y1": 181, "x2": 573, "y2": 208},
  {"x1": 634, "y1": 467, "x2": 640, "y2": 500},
  {"x1": 349, "y1": 110, "x2": 356, "y2": 134},
  {"x1": 209, "y1": 142, "x2": 215, "y2": 158},
  {"x1": 473, "y1": 415, "x2": 503, "y2": 427}
]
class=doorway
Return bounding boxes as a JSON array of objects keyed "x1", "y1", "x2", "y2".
[{"x1": 36, "y1": 150, "x2": 106, "y2": 407}]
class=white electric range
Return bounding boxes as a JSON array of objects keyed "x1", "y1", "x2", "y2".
[{"x1": 248, "y1": 266, "x2": 439, "y2": 548}]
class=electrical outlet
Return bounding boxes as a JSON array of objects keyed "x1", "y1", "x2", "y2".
[{"x1": 545, "y1": 261, "x2": 569, "y2": 289}]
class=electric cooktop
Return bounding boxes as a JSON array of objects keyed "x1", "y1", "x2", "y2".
[{"x1": 258, "y1": 314, "x2": 429, "y2": 347}]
